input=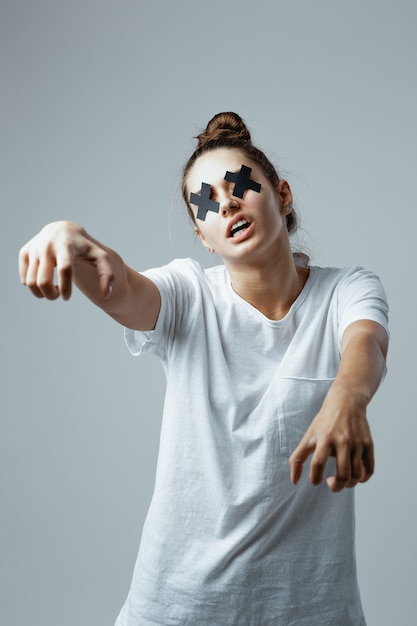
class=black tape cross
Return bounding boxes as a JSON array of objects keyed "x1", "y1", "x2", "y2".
[
  {"x1": 224, "y1": 165, "x2": 261, "y2": 198},
  {"x1": 189, "y1": 183, "x2": 220, "y2": 221}
]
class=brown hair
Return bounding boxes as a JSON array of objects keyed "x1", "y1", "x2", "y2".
[{"x1": 182, "y1": 112, "x2": 297, "y2": 234}]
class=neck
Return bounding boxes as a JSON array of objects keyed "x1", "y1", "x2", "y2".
[{"x1": 226, "y1": 250, "x2": 309, "y2": 321}]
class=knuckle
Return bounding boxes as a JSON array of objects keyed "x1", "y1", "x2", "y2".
[
  {"x1": 38, "y1": 278, "x2": 52, "y2": 291},
  {"x1": 337, "y1": 472, "x2": 350, "y2": 484},
  {"x1": 95, "y1": 247, "x2": 108, "y2": 260},
  {"x1": 363, "y1": 436, "x2": 373, "y2": 449},
  {"x1": 18, "y1": 246, "x2": 28, "y2": 261},
  {"x1": 311, "y1": 456, "x2": 325, "y2": 470},
  {"x1": 337, "y1": 432, "x2": 351, "y2": 447},
  {"x1": 26, "y1": 278, "x2": 37, "y2": 289},
  {"x1": 367, "y1": 465, "x2": 375, "y2": 477},
  {"x1": 58, "y1": 263, "x2": 72, "y2": 276}
]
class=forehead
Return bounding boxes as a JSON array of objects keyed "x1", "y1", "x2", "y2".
[{"x1": 187, "y1": 147, "x2": 259, "y2": 191}]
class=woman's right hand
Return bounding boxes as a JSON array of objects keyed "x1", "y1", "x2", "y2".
[{"x1": 19, "y1": 221, "x2": 114, "y2": 301}]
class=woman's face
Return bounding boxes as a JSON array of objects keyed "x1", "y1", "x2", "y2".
[{"x1": 185, "y1": 147, "x2": 292, "y2": 269}]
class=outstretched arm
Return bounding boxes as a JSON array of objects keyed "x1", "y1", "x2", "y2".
[
  {"x1": 19, "y1": 221, "x2": 160, "y2": 331},
  {"x1": 289, "y1": 319, "x2": 388, "y2": 492}
]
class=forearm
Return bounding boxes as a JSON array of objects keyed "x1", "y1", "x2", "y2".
[
  {"x1": 74, "y1": 248, "x2": 159, "y2": 330},
  {"x1": 333, "y1": 320, "x2": 388, "y2": 405}
]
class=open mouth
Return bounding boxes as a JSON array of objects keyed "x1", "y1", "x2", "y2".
[{"x1": 229, "y1": 219, "x2": 252, "y2": 238}]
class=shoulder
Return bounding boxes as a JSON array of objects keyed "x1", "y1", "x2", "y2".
[
  {"x1": 144, "y1": 258, "x2": 224, "y2": 282},
  {"x1": 141, "y1": 258, "x2": 227, "y2": 306},
  {"x1": 313, "y1": 265, "x2": 389, "y2": 335},
  {"x1": 311, "y1": 264, "x2": 364, "y2": 281},
  {"x1": 307, "y1": 265, "x2": 388, "y2": 319},
  {"x1": 309, "y1": 265, "x2": 386, "y2": 294}
]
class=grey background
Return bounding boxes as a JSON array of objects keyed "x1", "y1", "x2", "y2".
[{"x1": 1, "y1": 1, "x2": 416, "y2": 624}]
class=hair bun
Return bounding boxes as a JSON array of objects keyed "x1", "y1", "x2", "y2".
[{"x1": 196, "y1": 112, "x2": 252, "y2": 148}]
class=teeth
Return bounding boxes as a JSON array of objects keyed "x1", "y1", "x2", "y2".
[{"x1": 231, "y1": 219, "x2": 250, "y2": 237}]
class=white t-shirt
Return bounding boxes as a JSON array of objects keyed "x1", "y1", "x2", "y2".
[{"x1": 116, "y1": 258, "x2": 389, "y2": 626}]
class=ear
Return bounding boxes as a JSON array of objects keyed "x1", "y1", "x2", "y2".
[
  {"x1": 194, "y1": 226, "x2": 215, "y2": 253},
  {"x1": 275, "y1": 180, "x2": 293, "y2": 213}
]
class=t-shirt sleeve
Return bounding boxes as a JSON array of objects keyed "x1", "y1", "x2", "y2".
[
  {"x1": 337, "y1": 267, "x2": 389, "y2": 344},
  {"x1": 123, "y1": 260, "x2": 198, "y2": 360}
]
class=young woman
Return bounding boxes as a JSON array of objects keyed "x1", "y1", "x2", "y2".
[{"x1": 19, "y1": 112, "x2": 389, "y2": 625}]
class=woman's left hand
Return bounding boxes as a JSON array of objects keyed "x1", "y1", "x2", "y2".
[
  {"x1": 288, "y1": 319, "x2": 388, "y2": 492},
  {"x1": 288, "y1": 386, "x2": 374, "y2": 492}
]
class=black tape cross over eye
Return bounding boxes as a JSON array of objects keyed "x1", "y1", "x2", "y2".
[
  {"x1": 189, "y1": 183, "x2": 220, "y2": 221},
  {"x1": 189, "y1": 165, "x2": 261, "y2": 221},
  {"x1": 224, "y1": 165, "x2": 261, "y2": 198}
]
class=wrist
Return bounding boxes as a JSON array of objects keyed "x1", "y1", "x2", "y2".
[{"x1": 327, "y1": 380, "x2": 371, "y2": 409}]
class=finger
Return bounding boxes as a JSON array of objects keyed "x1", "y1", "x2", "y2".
[
  {"x1": 289, "y1": 436, "x2": 316, "y2": 485},
  {"x1": 359, "y1": 440, "x2": 375, "y2": 483},
  {"x1": 350, "y1": 445, "x2": 364, "y2": 482},
  {"x1": 289, "y1": 459, "x2": 304, "y2": 486},
  {"x1": 18, "y1": 247, "x2": 29, "y2": 285},
  {"x1": 25, "y1": 257, "x2": 45, "y2": 298},
  {"x1": 37, "y1": 255, "x2": 60, "y2": 300},
  {"x1": 309, "y1": 442, "x2": 333, "y2": 486},
  {"x1": 326, "y1": 444, "x2": 351, "y2": 492},
  {"x1": 340, "y1": 447, "x2": 363, "y2": 489},
  {"x1": 56, "y1": 248, "x2": 74, "y2": 300}
]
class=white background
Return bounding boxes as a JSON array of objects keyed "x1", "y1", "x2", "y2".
[{"x1": 1, "y1": 1, "x2": 416, "y2": 624}]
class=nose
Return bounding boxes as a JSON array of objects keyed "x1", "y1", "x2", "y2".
[{"x1": 220, "y1": 194, "x2": 240, "y2": 217}]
